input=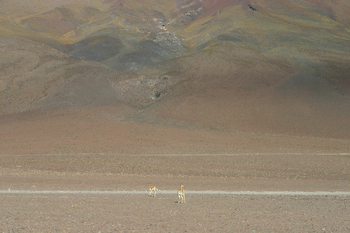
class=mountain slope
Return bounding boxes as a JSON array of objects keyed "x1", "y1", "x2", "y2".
[
  {"x1": 1, "y1": 0, "x2": 350, "y2": 141},
  {"x1": 0, "y1": 35, "x2": 132, "y2": 115}
]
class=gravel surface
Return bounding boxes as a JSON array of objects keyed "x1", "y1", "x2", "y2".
[
  {"x1": 1, "y1": 193, "x2": 349, "y2": 232},
  {"x1": 1, "y1": 153, "x2": 350, "y2": 232}
]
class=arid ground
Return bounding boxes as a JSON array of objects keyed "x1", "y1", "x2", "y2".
[
  {"x1": 1, "y1": 0, "x2": 350, "y2": 232},
  {"x1": 1, "y1": 121, "x2": 349, "y2": 232},
  {"x1": 1, "y1": 151, "x2": 350, "y2": 232}
]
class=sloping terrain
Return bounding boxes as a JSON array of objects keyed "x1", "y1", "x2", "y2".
[
  {"x1": 0, "y1": 35, "x2": 132, "y2": 115},
  {"x1": 0, "y1": 0, "x2": 350, "y2": 154},
  {"x1": 1, "y1": 3, "x2": 350, "y2": 232}
]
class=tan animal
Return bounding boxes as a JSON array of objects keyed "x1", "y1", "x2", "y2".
[
  {"x1": 149, "y1": 186, "x2": 158, "y2": 197},
  {"x1": 177, "y1": 183, "x2": 185, "y2": 203}
]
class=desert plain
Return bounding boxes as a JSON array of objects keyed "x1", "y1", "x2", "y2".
[{"x1": 1, "y1": 0, "x2": 350, "y2": 232}]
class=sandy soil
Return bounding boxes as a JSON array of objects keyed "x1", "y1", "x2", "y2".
[
  {"x1": 1, "y1": 193, "x2": 349, "y2": 232},
  {"x1": 0, "y1": 108, "x2": 349, "y2": 232},
  {"x1": 1, "y1": 151, "x2": 350, "y2": 232}
]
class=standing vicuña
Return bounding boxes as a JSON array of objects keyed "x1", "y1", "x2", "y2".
[
  {"x1": 149, "y1": 186, "x2": 158, "y2": 197},
  {"x1": 177, "y1": 183, "x2": 185, "y2": 203}
]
